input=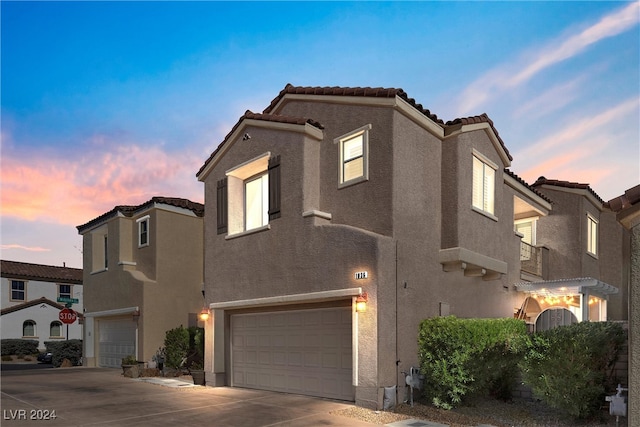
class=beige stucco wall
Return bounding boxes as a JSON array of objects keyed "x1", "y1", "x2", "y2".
[{"x1": 81, "y1": 205, "x2": 203, "y2": 365}]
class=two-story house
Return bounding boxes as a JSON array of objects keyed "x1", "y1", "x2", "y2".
[
  {"x1": 76, "y1": 197, "x2": 204, "y2": 367},
  {"x1": 195, "y1": 84, "x2": 628, "y2": 408},
  {"x1": 1, "y1": 260, "x2": 83, "y2": 349}
]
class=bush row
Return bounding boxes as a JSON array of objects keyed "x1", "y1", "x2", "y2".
[
  {"x1": 1, "y1": 339, "x2": 39, "y2": 356},
  {"x1": 417, "y1": 316, "x2": 626, "y2": 420},
  {"x1": 44, "y1": 339, "x2": 83, "y2": 367}
]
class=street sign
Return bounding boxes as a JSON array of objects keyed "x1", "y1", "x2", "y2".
[
  {"x1": 57, "y1": 297, "x2": 79, "y2": 304},
  {"x1": 59, "y1": 308, "x2": 77, "y2": 324}
]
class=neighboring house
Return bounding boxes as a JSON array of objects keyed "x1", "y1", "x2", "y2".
[
  {"x1": 606, "y1": 184, "x2": 640, "y2": 426},
  {"x1": 1, "y1": 260, "x2": 83, "y2": 350},
  {"x1": 76, "y1": 197, "x2": 204, "y2": 368},
  {"x1": 196, "y1": 84, "x2": 629, "y2": 408}
]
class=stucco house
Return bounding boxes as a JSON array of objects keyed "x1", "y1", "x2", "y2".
[
  {"x1": 196, "y1": 84, "x2": 628, "y2": 408},
  {"x1": 76, "y1": 196, "x2": 204, "y2": 367},
  {"x1": 1, "y1": 260, "x2": 83, "y2": 350}
]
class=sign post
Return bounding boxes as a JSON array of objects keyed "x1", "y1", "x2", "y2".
[{"x1": 59, "y1": 308, "x2": 77, "y2": 341}]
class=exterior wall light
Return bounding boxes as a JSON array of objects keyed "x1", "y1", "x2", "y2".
[
  {"x1": 199, "y1": 307, "x2": 210, "y2": 321},
  {"x1": 355, "y1": 292, "x2": 368, "y2": 313}
]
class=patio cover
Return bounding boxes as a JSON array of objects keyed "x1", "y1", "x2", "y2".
[{"x1": 515, "y1": 277, "x2": 619, "y2": 300}]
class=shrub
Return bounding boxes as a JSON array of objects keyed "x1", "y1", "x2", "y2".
[
  {"x1": 44, "y1": 339, "x2": 83, "y2": 367},
  {"x1": 164, "y1": 326, "x2": 189, "y2": 370},
  {"x1": 1, "y1": 339, "x2": 39, "y2": 356},
  {"x1": 418, "y1": 316, "x2": 528, "y2": 409},
  {"x1": 520, "y1": 321, "x2": 625, "y2": 420},
  {"x1": 186, "y1": 326, "x2": 205, "y2": 368}
]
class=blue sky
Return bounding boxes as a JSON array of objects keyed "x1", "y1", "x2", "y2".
[{"x1": 2, "y1": 1, "x2": 639, "y2": 268}]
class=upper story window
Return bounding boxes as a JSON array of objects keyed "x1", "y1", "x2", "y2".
[
  {"x1": 335, "y1": 124, "x2": 371, "y2": 188},
  {"x1": 587, "y1": 213, "x2": 598, "y2": 257},
  {"x1": 137, "y1": 216, "x2": 150, "y2": 247},
  {"x1": 59, "y1": 284, "x2": 72, "y2": 299},
  {"x1": 472, "y1": 152, "x2": 496, "y2": 216},
  {"x1": 217, "y1": 152, "x2": 281, "y2": 237},
  {"x1": 90, "y1": 226, "x2": 108, "y2": 273},
  {"x1": 11, "y1": 280, "x2": 26, "y2": 301}
]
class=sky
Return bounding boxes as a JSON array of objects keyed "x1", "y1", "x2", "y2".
[{"x1": 1, "y1": 1, "x2": 639, "y2": 269}]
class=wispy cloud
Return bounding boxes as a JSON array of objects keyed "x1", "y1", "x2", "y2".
[
  {"x1": 1, "y1": 135, "x2": 204, "y2": 227},
  {"x1": 457, "y1": 2, "x2": 640, "y2": 114},
  {"x1": 0, "y1": 244, "x2": 51, "y2": 252}
]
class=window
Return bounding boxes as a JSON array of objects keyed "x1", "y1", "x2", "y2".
[
  {"x1": 472, "y1": 153, "x2": 496, "y2": 215},
  {"x1": 218, "y1": 153, "x2": 281, "y2": 236},
  {"x1": 103, "y1": 235, "x2": 108, "y2": 269},
  {"x1": 50, "y1": 321, "x2": 63, "y2": 337},
  {"x1": 59, "y1": 284, "x2": 72, "y2": 299},
  {"x1": 587, "y1": 214, "x2": 598, "y2": 256},
  {"x1": 11, "y1": 280, "x2": 25, "y2": 301},
  {"x1": 137, "y1": 216, "x2": 150, "y2": 247},
  {"x1": 335, "y1": 124, "x2": 371, "y2": 187},
  {"x1": 23, "y1": 320, "x2": 36, "y2": 337},
  {"x1": 90, "y1": 226, "x2": 108, "y2": 272}
]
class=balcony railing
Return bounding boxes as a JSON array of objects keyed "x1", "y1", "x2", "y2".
[{"x1": 520, "y1": 241, "x2": 544, "y2": 277}]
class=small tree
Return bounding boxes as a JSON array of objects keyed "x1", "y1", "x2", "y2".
[{"x1": 164, "y1": 326, "x2": 189, "y2": 370}]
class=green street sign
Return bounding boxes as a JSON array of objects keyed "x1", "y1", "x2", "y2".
[{"x1": 57, "y1": 297, "x2": 79, "y2": 304}]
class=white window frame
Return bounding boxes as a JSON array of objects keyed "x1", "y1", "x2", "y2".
[
  {"x1": 335, "y1": 124, "x2": 371, "y2": 188},
  {"x1": 587, "y1": 213, "x2": 598, "y2": 257},
  {"x1": 90, "y1": 225, "x2": 109, "y2": 273},
  {"x1": 244, "y1": 172, "x2": 269, "y2": 231},
  {"x1": 23, "y1": 320, "x2": 36, "y2": 337},
  {"x1": 137, "y1": 215, "x2": 150, "y2": 248},
  {"x1": 50, "y1": 321, "x2": 63, "y2": 338},
  {"x1": 226, "y1": 152, "x2": 271, "y2": 237},
  {"x1": 10, "y1": 279, "x2": 26, "y2": 301},
  {"x1": 472, "y1": 151, "x2": 497, "y2": 218}
]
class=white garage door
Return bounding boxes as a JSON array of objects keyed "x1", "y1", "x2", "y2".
[
  {"x1": 231, "y1": 307, "x2": 353, "y2": 401},
  {"x1": 98, "y1": 318, "x2": 136, "y2": 368}
]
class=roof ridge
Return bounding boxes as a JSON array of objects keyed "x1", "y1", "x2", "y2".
[{"x1": 532, "y1": 176, "x2": 605, "y2": 205}]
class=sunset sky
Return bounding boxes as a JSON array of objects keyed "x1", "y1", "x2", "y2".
[{"x1": 2, "y1": 1, "x2": 639, "y2": 269}]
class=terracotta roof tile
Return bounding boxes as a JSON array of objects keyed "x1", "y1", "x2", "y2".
[
  {"x1": 504, "y1": 169, "x2": 552, "y2": 203},
  {"x1": 262, "y1": 83, "x2": 445, "y2": 125},
  {"x1": 196, "y1": 109, "x2": 325, "y2": 178},
  {"x1": 1, "y1": 260, "x2": 83, "y2": 284},
  {"x1": 532, "y1": 176, "x2": 604, "y2": 205},
  {"x1": 445, "y1": 113, "x2": 513, "y2": 161},
  {"x1": 606, "y1": 184, "x2": 640, "y2": 212},
  {"x1": 77, "y1": 196, "x2": 204, "y2": 233},
  {"x1": 1, "y1": 297, "x2": 83, "y2": 317}
]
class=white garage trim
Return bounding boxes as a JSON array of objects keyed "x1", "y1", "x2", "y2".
[
  {"x1": 209, "y1": 288, "x2": 362, "y2": 310},
  {"x1": 84, "y1": 306, "x2": 139, "y2": 317}
]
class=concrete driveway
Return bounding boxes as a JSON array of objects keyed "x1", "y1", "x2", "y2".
[{"x1": 0, "y1": 367, "x2": 377, "y2": 426}]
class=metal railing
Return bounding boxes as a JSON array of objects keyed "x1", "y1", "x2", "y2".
[{"x1": 520, "y1": 241, "x2": 542, "y2": 276}]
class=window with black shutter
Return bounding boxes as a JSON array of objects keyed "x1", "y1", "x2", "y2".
[
  {"x1": 217, "y1": 177, "x2": 228, "y2": 234},
  {"x1": 268, "y1": 155, "x2": 281, "y2": 220}
]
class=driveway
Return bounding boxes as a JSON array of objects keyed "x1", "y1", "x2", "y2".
[{"x1": 0, "y1": 368, "x2": 377, "y2": 426}]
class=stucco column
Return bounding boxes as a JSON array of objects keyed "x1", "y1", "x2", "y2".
[{"x1": 629, "y1": 224, "x2": 639, "y2": 425}]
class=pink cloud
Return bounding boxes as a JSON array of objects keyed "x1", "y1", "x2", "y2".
[
  {"x1": 1, "y1": 139, "x2": 204, "y2": 227},
  {"x1": 0, "y1": 244, "x2": 51, "y2": 252}
]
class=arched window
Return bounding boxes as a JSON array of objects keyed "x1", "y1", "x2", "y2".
[
  {"x1": 23, "y1": 320, "x2": 36, "y2": 337},
  {"x1": 50, "y1": 321, "x2": 63, "y2": 337}
]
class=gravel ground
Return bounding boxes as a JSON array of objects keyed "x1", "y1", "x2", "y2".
[{"x1": 332, "y1": 396, "x2": 628, "y2": 427}]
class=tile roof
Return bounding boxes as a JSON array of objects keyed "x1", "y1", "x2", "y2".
[
  {"x1": 76, "y1": 196, "x2": 204, "y2": 233},
  {"x1": 445, "y1": 113, "x2": 513, "y2": 161},
  {"x1": 606, "y1": 184, "x2": 640, "y2": 212},
  {"x1": 531, "y1": 176, "x2": 604, "y2": 205},
  {"x1": 262, "y1": 83, "x2": 445, "y2": 125},
  {"x1": 1, "y1": 296, "x2": 82, "y2": 317},
  {"x1": 1, "y1": 260, "x2": 83, "y2": 284},
  {"x1": 504, "y1": 169, "x2": 552, "y2": 203},
  {"x1": 196, "y1": 110, "x2": 325, "y2": 178}
]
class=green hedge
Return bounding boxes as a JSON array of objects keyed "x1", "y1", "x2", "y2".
[
  {"x1": 164, "y1": 326, "x2": 189, "y2": 370},
  {"x1": 520, "y1": 321, "x2": 625, "y2": 419},
  {"x1": 44, "y1": 339, "x2": 83, "y2": 367},
  {"x1": 1, "y1": 339, "x2": 39, "y2": 356},
  {"x1": 417, "y1": 316, "x2": 529, "y2": 409}
]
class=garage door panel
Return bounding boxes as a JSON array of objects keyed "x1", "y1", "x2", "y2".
[
  {"x1": 98, "y1": 318, "x2": 136, "y2": 368},
  {"x1": 232, "y1": 307, "x2": 353, "y2": 401}
]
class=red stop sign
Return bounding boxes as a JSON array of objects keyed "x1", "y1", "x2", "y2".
[{"x1": 59, "y1": 308, "x2": 77, "y2": 324}]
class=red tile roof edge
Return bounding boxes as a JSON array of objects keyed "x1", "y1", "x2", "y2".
[
  {"x1": 1, "y1": 260, "x2": 83, "y2": 284},
  {"x1": 196, "y1": 110, "x2": 325, "y2": 178},
  {"x1": 76, "y1": 196, "x2": 204, "y2": 233},
  {"x1": 504, "y1": 169, "x2": 552, "y2": 204},
  {"x1": 446, "y1": 113, "x2": 513, "y2": 161},
  {"x1": 0, "y1": 296, "x2": 81, "y2": 317},
  {"x1": 532, "y1": 176, "x2": 605, "y2": 205},
  {"x1": 606, "y1": 184, "x2": 640, "y2": 212}
]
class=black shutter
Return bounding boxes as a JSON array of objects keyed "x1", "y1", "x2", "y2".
[
  {"x1": 216, "y1": 177, "x2": 228, "y2": 234},
  {"x1": 268, "y1": 155, "x2": 281, "y2": 220}
]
